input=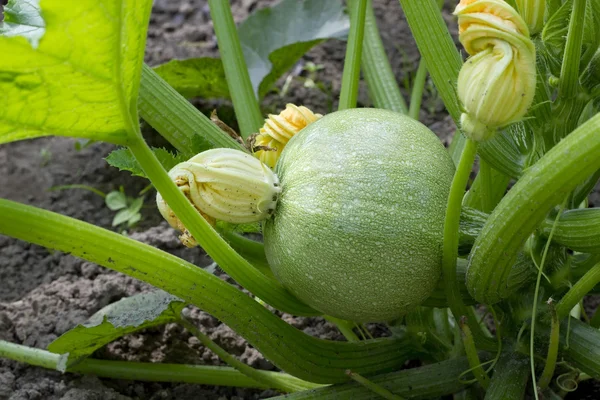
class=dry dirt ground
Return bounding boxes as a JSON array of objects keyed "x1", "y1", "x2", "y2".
[{"x1": 0, "y1": 0, "x2": 598, "y2": 399}]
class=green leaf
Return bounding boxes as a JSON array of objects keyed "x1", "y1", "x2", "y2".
[
  {"x1": 48, "y1": 291, "x2": 185, "y2": 368},
  {"x1": 105, "y1": 191, "x2": 128, "y2": 211},
  {"x1": 0, "y1": 0, "x2": 44, "y2": 47},
  {"x1": 105, "y1": 147, "x2": 187, "y2": 178},
  {"x1": 0, "y1": 0, "x2": 153, "y2": 145},
  {"x1": 153, "y1": 58, "x2": 228, "y2": 99},
  {"x1": 155, "y1": 0, "x2": 349, "y2": 100}
]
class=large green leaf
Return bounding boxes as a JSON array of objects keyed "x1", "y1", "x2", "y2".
[
  {"x1": 0, "y1": 0, "x2": 153, "y2": 145},
  {"x1": 155, "y1": 0, "x2": 349, "y2": 100},
  {"x1": 0, "y1": 0, "x2": 44, "y2": 47},
  {"x1": 48, "y1": 291, "x2": 185, "y2": 369}
]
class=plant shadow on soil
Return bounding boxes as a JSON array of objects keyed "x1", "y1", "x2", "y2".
[{"x1": 1, "y1": 0, "x2": 599, "y2": 399}]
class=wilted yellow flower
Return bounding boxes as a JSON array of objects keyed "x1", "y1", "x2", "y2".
[
  {"x1": 252, "y1": 104, "x2": 321, "y2": 168},
  {"x1": 515, "y1": 0, "x2": 545, "y2": 35},
  {"x1": 455, "y1": 0, "x2": 536, "y2": 141},
  {"x1": 157, "y1": 148, "x2": 281, "y2": 237}
]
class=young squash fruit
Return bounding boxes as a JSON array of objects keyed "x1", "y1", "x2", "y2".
[{"x1": 263, "y1": 108, "x2": 455, "y2": 322}]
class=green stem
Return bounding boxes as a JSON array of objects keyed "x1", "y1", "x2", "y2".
[
  {"x1": 217, "y1": 228, "x2": 273, "y2": 278},
  {"x1": 559, "y1": 318, "x2": 600, "y2": 378},
  {"x1": 530, "y1": 198, "x2": 567, "y2": 400},
  {"x1": 338, "y1": 0, "x2": 368, "y2": 110},
  {"x1": 126, "y1": 136, "x2": 317, "y2": 316},
  {"x1": 208, "y1": 0, "x2": 263, "y2": 138},
  {"x1": 467, "y1": 113, "x2": 600, "y2": 304},
  {"x1": 408, "y1": 59, "x2": 427, "y2": 120},
  {"x1": 463, "y1": 159, "x2": 510, "y2": 214},
  {"x1": 346, "y1": 370, "x2": 406, "y2": 400},
  {"x1": 179, "y1": 317, "x2": 319, "y2": 392},
  {"x1": 556, "y1": 262, "x2": 600, "y2": 319},
  {"x1": 538, "y1": 303, "x2": 560, "y2": 391},
  {"x1": 324, "y1": 316, "x2": 361, "y2": 342},
  {"x1": 360, "y1": 0, "x2": 407, "y2": 113},
  {"x1": 459, "y1": 318, "x2": 491, "y2": 390},
  {"x1": 0, "y1": 199, "x2": 417, "y2": 384},
  {"x1": 47, "y1": 184, "x2": 107, "y2": 198},
  {"x1": 0, "y1": 340, "x2": 308, "y2": 389},
  {"x1": 442, "y1": 138, "x2": 496, "y2": 351},
  {"x1": 139, "y1": 64, "x2": 245, "y2": 158},
  {"x1": 269, "y1": 357, "x2": 473, "y2": 400},
  {"x1": 558, "y1": 0, "x2": 586, "y2": 98},
  {"x1": 484, "y1": 351, "x2": 529, "y2": 400}
]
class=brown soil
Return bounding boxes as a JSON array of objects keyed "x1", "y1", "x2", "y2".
[{"x1": 1, "y1": 0, "x2": 598, "y2": 399}]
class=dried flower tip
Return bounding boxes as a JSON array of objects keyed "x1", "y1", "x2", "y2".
[
  {"x1": 454, "y1": 0, "x2": 536, "y2": 141},
  {"x1": 156, "y1": 192, "x2": 216, "y2": 248},
  {"x1": 253, "y1": 104, "x2": 321, "y2": 168}
]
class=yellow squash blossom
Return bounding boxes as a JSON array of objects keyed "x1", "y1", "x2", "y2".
[
  {"x1": 252, "y1": 104, "x2": 321, "y2": 168},
  {"x1": 455, "y1": 0, "x2": 537, "y2": 141}
]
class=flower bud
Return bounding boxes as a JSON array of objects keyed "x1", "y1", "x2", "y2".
[
  {"x1": 515, "y1": 0, "x2": 545, "y2": 35},
  {"x1": 157, "y1": 148, "x2": 281, "y2": 233},
  {"x1": 252, "y1": 104, "x2": 321, "y2": 168},
  {"x1": 454, "y1": 0, "x2": 537, "y2": 141}
]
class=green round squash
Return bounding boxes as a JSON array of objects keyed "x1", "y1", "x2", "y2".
[{"x1": 264, "y1": 108, "x2": 455, "y2": 322}]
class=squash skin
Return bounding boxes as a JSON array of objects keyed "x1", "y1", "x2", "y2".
[{"x1": 264, "y1": 109, "x2": 455, "y2": 322}]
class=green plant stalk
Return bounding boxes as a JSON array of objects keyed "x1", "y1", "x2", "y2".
[
  {"x1": 558, "y1": 0, "x2": 586, "y2": 98},
  {"x1": 126, "y1": 137, "x2": 318, "y2": 317},
  {"x1": 138, "y1": 65, "x2": 245, "y2": 157},
  {"x1": 179, "y1": 317, "x2": 320, "y2": 392},
  {"x1": 484, "y1": 351, "x2": 529, "y2": 400},
  {"x1": 460, "y1": 318, "x2": 491, "y2": 390},
  {"x1": 467, "y1": 113, "x2": 600, "y2": 304},
  {"x1": 540, "y1": 208, "x2": 600, "y2": 253},
  {"x1": 441, "y1": 138, "x2": 497, "y2": 351},
  {"x1": 0, "y1": 340, "x2": 310, "y2": 389},
  {"x1": 449, "y1": 131, "x2": 467, "y2": 166},
  {"x1": 556, "y1": 262, "x2": 600, "y2": 318},
  {"x1": 338, "y1": 0, "x2": 368, "y2": 110},
  {"x1": 408, "y1": 59, "x2": 427, "y2": 120},
  {"x1": 218, "y1": 228, "x2": 274, "y2": 278},
  {"x1": 269, "y1": 357, "x2": 473, "y2": 400},
  {"x1": 397, "y1": 0, "x2": 463, "y2": 124},
  {"x1": 359, "y1": 0, "x2": 407, "y2": 113},
  {"x1": 538, "y1": 303, "x2": 560, "y2": 391},
  {"x1": 324, "y1": 316, "x2": 360, "y2": 342},
  {"x1": 530, "y1": 198, "x2": 566, "y2": 400},
  {"x1": 346, "y1": 371, "x2": 405, "y2": 400},
  {"x1": 464, "y1": 159, "x2": 510, "y2": 214},
  {"x1": 559, "y1": 318, "x2": 600, "y2": 378},
  {"x1": 0, "y1": 199, "x2": 419, "y2": 384},
  {"x1": 208, "y1": 0, "x2": 263, "y2": 138}
]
